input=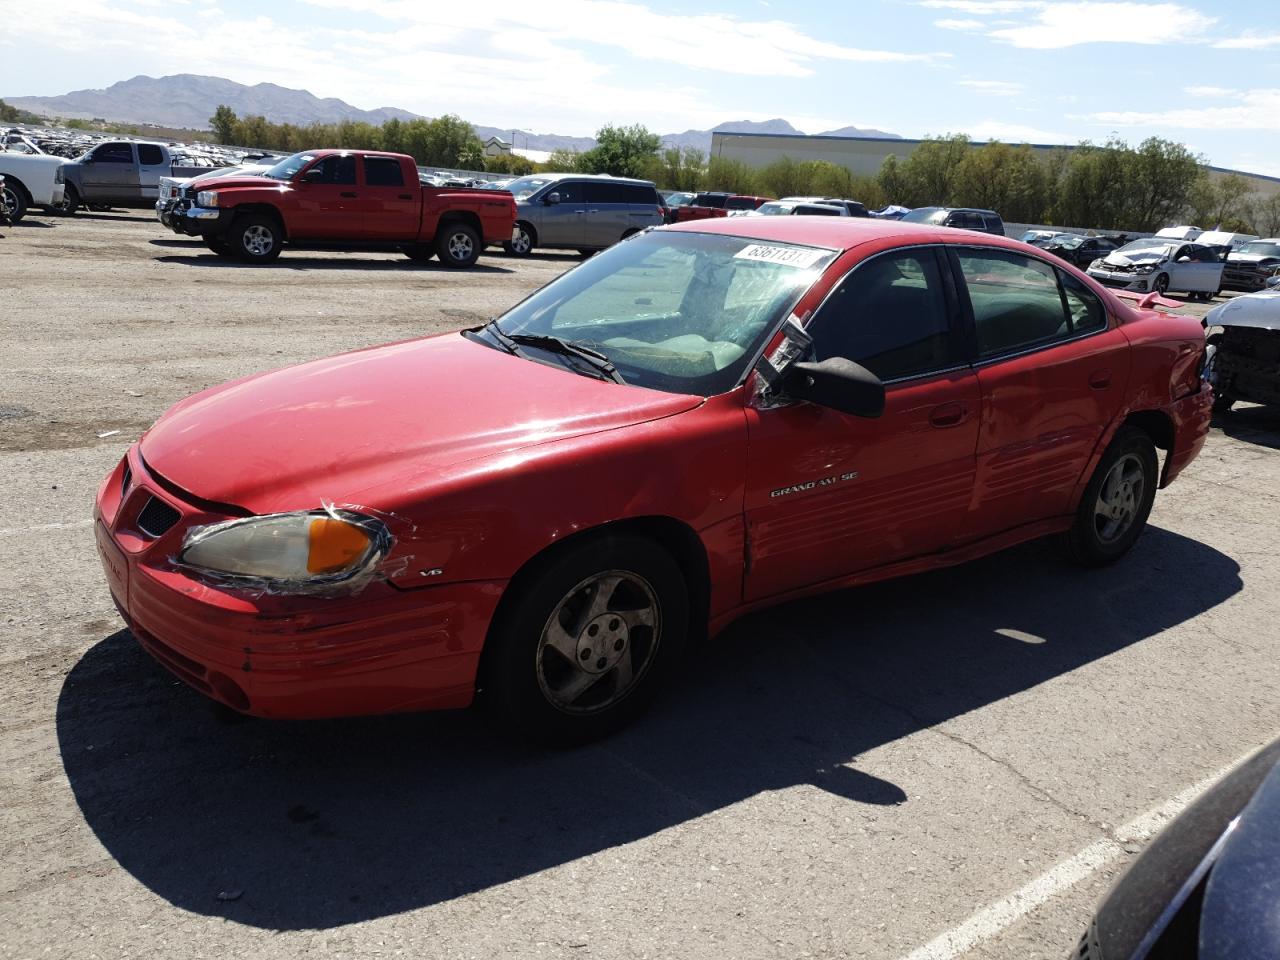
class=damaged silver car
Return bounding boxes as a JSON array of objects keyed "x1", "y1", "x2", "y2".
[{"x1": 1204, "y1": 290, "x2": 1280, "y2": 413}]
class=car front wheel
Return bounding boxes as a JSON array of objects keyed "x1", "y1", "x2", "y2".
[
  {"x1": 481, "y1": 535, "x2": 688, "y2": 744},
  {"x1": 1154, "y1": 273, "x2": 1170, "y2": 294},
  {"x1": 52, "y1": 184, "x2": 79, "y2": 216},
  {"x1": 1066, "y1": 426, "x2": 1159, "y2": 566},
  {"x1": 229, "y1": 214, "x2": 282, "y2": 263},
  {"x1": 2, "y1": 182, "x2": 27, "y2": 223}
]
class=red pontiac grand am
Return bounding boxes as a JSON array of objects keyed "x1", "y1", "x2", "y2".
[{"x1": 95, "y1": 217, "x2": 1213, "y2": 742}]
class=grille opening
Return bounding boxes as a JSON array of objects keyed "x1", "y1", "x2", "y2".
[
  {"x1": 136, "y1": 496, "x2": 181, "y2": 538},
  {"x1": 121, "y1": 462, "x2": 132, "y2": 497}
]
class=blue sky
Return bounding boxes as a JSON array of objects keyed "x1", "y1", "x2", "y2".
[{"x1": 3, "y1": 0, "x2": 1278, "y2": 175}]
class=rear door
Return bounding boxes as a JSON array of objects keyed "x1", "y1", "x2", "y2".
[
  {"x1": 950, "y1": 246, "x2": 1130, "y2": 542},
  {"x1": 79, "y1": 142, "x2": 136, "y2": 201},
  {"x1": 744, "y1": 246, "x2": 981, "y2": 600},
  {"x1": 356, "y1": 155, "x2": 418, "y2": 240},
  {"x1": 136, "y1": 144, "x2": 167, "y2": 202},
  {"x1": 289, "y1": 153, "x2": 362, "y2": 239}
]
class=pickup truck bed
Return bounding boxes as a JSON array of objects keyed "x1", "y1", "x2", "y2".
[{"x1": 168, "y1": 149, "x2": 516, "y2": 268}]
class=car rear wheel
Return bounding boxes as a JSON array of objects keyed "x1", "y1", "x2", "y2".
[
  {"x1": 402, "y1": 244, "x2": 435, "y2": 263},
  {"x1": 229, "y1": 213, "x2": 282, "y2": 264},
  {"x1": 1065, "y1": 426, "x2": 1159, "y2": 566},
  {"x1": 503, "y1": 222, "x2": 534, "y2": 257},
  {"x1": 1154, "y1": 273, "x2": 1170, "y2": 294},
  {"x1": 435, "y1": 222, "x2": 481, "y2": 268},
  {"x1": 481, "y1": 535, "x2": 688, "y2": 744},
  {"x1": 2, "y1": 181, "x2": 28, "y2": 224}
]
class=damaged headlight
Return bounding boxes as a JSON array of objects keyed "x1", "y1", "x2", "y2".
[
  {"x1": 1135, "y1": 264, "x2": 1156, "y2": 274},
  {"x1": 196, "y1": 190, "x2": 219, "y2": 208},
  {"x1": 176, "y1": 509, "x2": 391, "y2": 591}
]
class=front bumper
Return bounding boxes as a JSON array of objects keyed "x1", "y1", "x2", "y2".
[
  {"x1": 1087, "y1": 269, "x2": 1155, "y2": 292},
  {"x1": 1222, "y1": 268, "x2": 1272, "y2": 292},
  {"x1": 169, "y1": 204, "x2": 232, "y2": 237},
  {"x1": 94, "y1": 447, "x2": 505, "y2": 719}
]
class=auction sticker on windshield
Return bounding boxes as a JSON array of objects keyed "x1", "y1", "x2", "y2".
[{"x1": 734, "y1": 244, "x2": 828, "y2": 269}]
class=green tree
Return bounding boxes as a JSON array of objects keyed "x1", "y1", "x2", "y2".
[
  {"x1": 542, "y1": 148, "x2": 582, "y2": 172},
  {"x1": 209, "y1": 104, "x2": 237, "y2": 144},
  {"x1": 890, "y1": 134, "x2": 971, "y2": 207},
  {"x1": 704, "y1": 156, "x2": 760, "y2": 194},
  {"x1": 579, "y1": 124, "x2": 662, "y2": 178},
  {"x1": 1253, "y1": 192, "x2": 1280, "y2": 236},
  {"x1": 1052, "y1": 139, "x2": 1131, "y2": 229},
  {"x1": 381, "y1": 118, "x2": 405, "y2": 154},
  {"x1": 1123, "y1": 137, "x2": 1204, "y2": 230},
  {"x1": 953, "y1": 142, "x2": 1051, "y2": 223}
]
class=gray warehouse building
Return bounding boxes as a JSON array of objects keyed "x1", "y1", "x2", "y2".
[{"x1": 710, "y1": 131, "x2": 1280, "y2": 197}]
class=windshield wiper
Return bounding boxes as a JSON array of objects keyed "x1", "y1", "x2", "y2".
[
  {"x1": 506, "y1": 333, "x2": 627, "y2": 384},
  {"x1": 472, "y1": 318, "x2": 525, "y2": 357}
]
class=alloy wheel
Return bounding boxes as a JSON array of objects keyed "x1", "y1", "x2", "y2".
[
  {"x1": 1093, "y1": 453, "x2": 1146, "y2": 544},
  {"x1": 243, "y1": 224, "x2": 274, "y2": 257},
  {"x1": 536, "y1": 570, "x2": 661, "y2": 714},
  {"x1": 446, "y1": 230, "x2": 474, "y2": 262}
]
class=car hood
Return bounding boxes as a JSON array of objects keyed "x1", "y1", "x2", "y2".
[
  {"x1": 1206, "y1": 291, "x2": 1280, "y2": 332},
  {"x1": 1227, "y1": 252, "x2": 1280, "y2": 265},
  {"x1": 1102, "y1": 250, "x2": 1170, "y2": 266},
  {"x1": 140, "y1": 333, "x2": 703, "y2": 513},
  {"x1": 186, "y1": 174, "x2": 283, "y2": 192},
  {"x1": 0, "y1": 153, "x2": 64, "y2": 171}
]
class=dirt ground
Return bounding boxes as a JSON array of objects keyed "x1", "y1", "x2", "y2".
[{"x1": 1, "y1": 211, "x2": 1278, "y2": 960}]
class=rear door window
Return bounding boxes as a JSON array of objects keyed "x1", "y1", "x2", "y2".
[
  {"x1": 956, "y1": 249, "x2": 1087, "y2": 357},
  {"x1": 363, "y1": 156, "x2": 404, "y2": 186},
  {"x1": 809, "y1": 249, "x2": 960, "y2": 381},
  {"x1": 137, "y1": 144, "x2": 165, "y2": 165}
]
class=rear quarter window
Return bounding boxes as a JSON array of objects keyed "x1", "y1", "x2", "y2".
[{"x1": 137, "y1": 144, "x2": 164, "y2": 165}]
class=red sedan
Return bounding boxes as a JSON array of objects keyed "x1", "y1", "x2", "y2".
[{"x1": 94, "y1": 217, "x2": 1213, "y2": 742}]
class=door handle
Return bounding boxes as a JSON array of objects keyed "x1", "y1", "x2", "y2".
[
  {"x1": 928, "y1": 402, "x2": 966, "y2": 428},
  {"x1": 587, "y1": 209, "x2": 600, "y2": 213},
  {"x1": 397, "y1": 194, "x2": 413, "y2": 200},
  {"x1": 340, "y1": 191, "x2": 357, "y2": 198},
  {"x1": 1088, "y1": 369, "x2": 1112, "y2": 389}
]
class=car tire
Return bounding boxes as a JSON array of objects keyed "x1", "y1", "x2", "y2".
[
  {"x1": 52, "y1": 184, "x2": 79, "y2": 216},
  {"x1": 1154, "y1": 273, "x2": 1170, "y2": 294},
  {"x1": 503, "y1": 222, "x2": 535, "y2": 257},
  {"x1": 402, "y1": 244, "x2": 435, "y2": 263},
  {"x1": 576, "y1": 249, "x2": 597, "y2": 258},
  {"x1": 205, "y1": 237, "x2": 236, "y2": 258},
  {"x1": 435, "y1": 222, "x2": 481, "y2": 268},
  {"x1": 2, "y1": 180, "x2": 28, "y2": 224},
  {"x1": 1065, "y1": 426, "x2": 1159, "y2": 567},
  {"x1": 228, "y1": 213, "x2": 282, "y2": 264},
  {"x1": 481, "y1": 534, "x2": 689, "y2": 745}
]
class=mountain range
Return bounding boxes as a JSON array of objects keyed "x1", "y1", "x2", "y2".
[{"x1": 4, "y1": 74, "x2": 901, "y2": 154}]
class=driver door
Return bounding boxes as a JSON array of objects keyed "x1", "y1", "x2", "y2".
[
  {"x1": 289, "y1": 154, "x2": 362, "y2": 238},
  {"x1": 80, "y1": 142, "x2": 136, "y2": 201},
  {"x1": 743, "y1": 247, "x2": 981, "y2": 601},
  {"x1": 537, "y1": 180, "x2": 587, "y2": 246}
]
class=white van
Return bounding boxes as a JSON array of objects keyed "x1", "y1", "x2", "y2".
[{"x1": 1195, "y1": 230, "x2": 1258, "y2": 259}]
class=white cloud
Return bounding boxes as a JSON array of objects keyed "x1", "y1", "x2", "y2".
[
  {"x1": 934, "y1": 18, "x2": 987, "y2": 31},
  {"x1": 921, "y1": 1, "x2": 1039, "y2": 12},
  {"x1": 988, "y1": 3, "x2": 1215, "y2": 49},
  {"x1": 958, "y1": 79, "x2": 1025, "y2": 96},
  {"x1": 1213, "y1": 32, "x2": 1280, "y2": 50},
  {"x1": 1184, "y1": 86, "x2": 1233, "y2": 98},
  {"x1": 1088, "y1": 89, "x2": 1280, "y2": 132},
  {"x1": 962, "y1": 119, "x2": 1070, "y2": 142}
]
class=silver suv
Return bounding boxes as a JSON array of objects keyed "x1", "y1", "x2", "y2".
[{"x1": 502, "y1": 173, "x2": 664, "y2": 256}]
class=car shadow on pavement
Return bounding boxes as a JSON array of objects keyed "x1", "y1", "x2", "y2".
[
  {"x1": 57, "y1": 525, "x2": 1240, "y2": 930},
  {"x1": 152, "y1": 254, "x2": 516, "y2": 274},
  {"x1": 1215, "y1": 405, "x2": 1280, "y2": 451}
]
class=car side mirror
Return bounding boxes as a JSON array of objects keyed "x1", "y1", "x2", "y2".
[
  {"x1": 1177, "y1": 256, "x2": 1192, "y2": 263},
  {"x1": 300, "y1": 169, "x2": 324, "y2": 184},
  {"x1": 779, "y1": 357, "x2": 885, "y2": 418},
  {"x1": 545, "y1": 192, "x2": 561, "y2": 205}
]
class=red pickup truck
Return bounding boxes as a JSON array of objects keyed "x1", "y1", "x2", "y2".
[{"x1": 167, "y1": 149, "x2": 517, "y2": 267}]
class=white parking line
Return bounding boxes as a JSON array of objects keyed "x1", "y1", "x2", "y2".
[
  {"x1": 897, "y1": 745, "x2": 1268, "y2": 960},
  {"x1": 0, "y1": 519, "x2": 93, "y2": 537}
]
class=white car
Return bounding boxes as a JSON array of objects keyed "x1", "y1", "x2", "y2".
[
  {"x1": 1086, "y1": 238, "x2": 1225, "y2": 300},
  {"x1": 1154, "y1": 225, "x2": 1203, "y2": 241},
  {"x1": 747, "y1": 200, "x2": 848, "y2": 217},
  {"x1": 0, "y1": 149, "x2": 66, "y2": 222}
]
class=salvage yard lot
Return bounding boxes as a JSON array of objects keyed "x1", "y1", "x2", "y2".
[{"x1": 2, "y1": 212, "x2": 1279, "y2": 959}]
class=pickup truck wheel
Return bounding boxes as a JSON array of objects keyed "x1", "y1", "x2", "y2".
[
  {"x1": 230, "y1": 214, "x2": 282, "y2": 264},
  {"x1": 2, "y1": 182, "x2": 28, "y2": 224},
  {"x1": 436, "y1": 222, "x2": 481, "y2": 268},
  {"x1": 503, "y1": 223, "x2": 534, "y2": 257},
  {"x1": 52, "y1": 184, "x2": 79, "y2": 216},
  {"x1": 481, "y1": 535, "x2": 688, "y2": 745},
  {"x1": 1065, "y1": 426, "x2": 1158, "y2": 567},
  {"x1": 403, "y1": 244, "x2": 435, "y2": 263}
]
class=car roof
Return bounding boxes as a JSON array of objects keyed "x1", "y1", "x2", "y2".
[{"x1": 664, "y1": 214, "x2": 1019, "y2": 252}]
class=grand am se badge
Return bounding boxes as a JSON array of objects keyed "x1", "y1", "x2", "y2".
[{"x1": 769, "y1": 471, "x2": 860, "y2": 499}]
